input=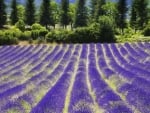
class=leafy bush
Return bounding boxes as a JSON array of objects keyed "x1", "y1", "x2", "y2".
[
  {"x1": 39, "y1": 29, "x2": 48, "y2": 37},
  {"x1": 0, "y1": 31, "x2": 18, "y2": 45},
  {"x1": 46, "y1": 30, "x2": 71, "y2": 43},
  {"x1": 98, "y1": 16, "x2": 115, "y2": 42},
  {"x1": 143, "y1": 23, "x2": 150, "y2": 36},
  {"x1": 15, "y1": 20, "x2": 25, "y2": 32},
  {"x1": 19, "y1": 31, "x2": 31, "y2": 40},
  {"x1": 69, "y1": 27, "x2": 98, "y2": 43},
  {"x1": 31, "y1": 23, "x2": 48, "y2": 40},
  {"x1": 31, "y1": 30, "x2": 39, "y2": 40},
  {"x1": 31, "y1": 23, "x2": 45, "y2": 30}
]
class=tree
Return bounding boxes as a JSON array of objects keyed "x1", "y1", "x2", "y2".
[
  {"x1": 116, "y1": 0, "x2": 128, "y2": 34},
  {"x1": 10, "y1": 0, "x2": 18, "y2": 25},
  {"x1": 51, "y1": 1, "x2": 59, "y2": 28},
  {"x1": 40, "y1": 0, "x2": 54, "y2": 28},
  {"x1": 17, "y1": 5, "x2": 25, "y2": 20},
  {"x1": 0, "y1": 0, "x2": 7, "y2": 28},
  {"x1": 102, "y1": 2, "x2": 117, "y2": 26},
  {"x1": 25, "y1": 0, "x2": 35, "y2": 25},
  {"x1": 74, "y1": 0, "x2": 88, "y2": 28},
  {"x1": 68, "y1": 3, "x2": 75, "y2": 29},
  {"x1": 95, "y1": 0, "x2": 106, "y2": 20},
  {"x1": 90, "y1": 0, "x2": 97, "y2": 18},
  {"x1": 130, "y1": 0, "x2": 138, "y2": 32},
  {"x1": 60, "y1": 0, "x2": 69, "y2": 29},
  {"x1": 136, "y1": 0, "x2": 149, "y2": 29}
]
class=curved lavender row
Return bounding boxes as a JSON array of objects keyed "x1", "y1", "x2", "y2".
[
  {"x1": 124, "y1": 43, "x2": 143, "y2": 59},
  {"x1": 132, "y1": 43, "x2": 149, "y2": 57},
  {"x1": 138, "y1": 42, "x2": 150, "y2": 49},
  {"x1": 0, "y1": 46, "x2": 13, "y2": 58},
  {"x1": 0, "y1": 46, "x2": 34, "y2": 69},
  {"x1": 0, "y1": 46, "x2": 48, "y2": 94},
  {"x1": 0, "y1": 45, "x2": 56, "y2": 96},
  {"x1": 0, "y1": 45, "x2": 38, "y2": 74},
  {"x1": 122, "y1": 43, "x2": 150, "y2": 66},
  {"x1": 103, "y1": 44, "x2": 150, "y2": 112},
  {"x1": 110, "y1": 44, "x2": 150, "y2": 78},
  {"x1": 0, "y1": 46, "x2": 44, "y2": 87},
  {"x1": 89, "y1": 44, "x2": 132, "y2": 113},
  {"x1": 110, "y1": 44, "x2": 150, "y2": 92},
  {"x1": 119, "y1": 44, "x2": 150, "y2": 70},
  {"x1": 102, "y1": 44, "x2": 136, "y2": 80},
  {"x1": 118, "y1": 83, "x2": 150, "y2": 113},
  {"x1": 2, "y1": 45, "x2": 73, "y2": 113},
  {"x1": 0, "y1": 46, "x2": 25, "y2": 64},
  {"x1": 0, "y1": 45, "x2": 68, "y2": 112},
  {"x1": 31, "y1": 45, "x2": 80, "y2": 113},
  {"x1": 68, "y1": 44, "x2": 94, "y2": 113},
  {"x1": 0, "y1": 46, "x2": 17, "y2": 59}
]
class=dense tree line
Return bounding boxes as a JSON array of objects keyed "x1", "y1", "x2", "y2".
[{"x1": 0, "y1": 0, "x2": 149, "y2": 31}]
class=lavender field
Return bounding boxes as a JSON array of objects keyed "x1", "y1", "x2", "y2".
[{"x1": 0, "y1": 43, "x2": 150, "y2": 113}]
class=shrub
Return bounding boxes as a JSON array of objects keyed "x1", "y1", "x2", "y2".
[
  {"x1": 31, "y1": 30, "x2": 39, "y2": 40},
  {"x1": 143, "y1": 23, "x2": 150, "y2": 36},
  {"x1": 69, "y1": 27, "x2": 98, "y2": 43},
  {"x1": 98, "y1": 16, "x2": 115, "y2": 42},
  {"x1": 46, "y1": 30, "x2": 66, "y2": 43},
  {"x1": 31, "y1": 23, "x2": 45, "y2": 30},
  {"x1": 0, "y1": 32, "x2": 18, "y2": 45},
  {"x1": 31, "y1": 23, "x2": 48, "y2": 40},
  {"x1": 19, "y1": 31, "x2": 31, "y2": 40},
  {"x1": 15, "y1": 20, "x2": 25, "y2": 32},
  {"x1": 39, "y1": 29, "x2": 48, "y2": 37}
]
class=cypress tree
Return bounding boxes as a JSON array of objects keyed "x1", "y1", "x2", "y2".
[
  {"x1": 136, "y1": 0, "x2": 149, "y2": 29},
  {"x1": 40, "y1": 0, "x2": 54, "y2": 28},
  {"x1": 74, "y1": 0, "x2": 88, "y2": 28},
  {"x1": 10, "y1": 0, "x2": 18, "y2": 25},
  {"x1": 60, "y1": 0, "x2": 69, "y2": 29},
  {"x1": 116, "y1": 0, "x2": 127, "y2": 34},
  {"x1": 90, "y1": 0, "x2": 97, "y2": 18},
  {"x1": 95, "y1": 0, "x2": 106, "y2": 20},
  {"x1": 0, "y1": 0, "x2": 7, "y2": 28},
  {"x1": 130, "y1": 0, "x2": 138, "y2": 32},
  {"x1": 25, "y1": 0, "x2": 35, "y2": 25}
]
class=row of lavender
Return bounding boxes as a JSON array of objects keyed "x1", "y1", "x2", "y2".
[{"x1": 0, "y1": 42, "x2": 149, "y2": 113}]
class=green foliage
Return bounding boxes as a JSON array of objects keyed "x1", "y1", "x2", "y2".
[
  {"x1": 51, "y1": 1, "x2": 59, "y2": 25},
  {"x1": 70, "y1": 27, "x2": 98, "y2": 43},
  {"x1": 31, "y1": 30, "x2": 39, "y2": 40},
  {"x1": 0, "y1": 30, "x2": 19, "y2": 45},
  {"x1": 130, "y1": 0, "x2": 149, "y2": 30},
  {"x1": 17, "y1": 5, "x2": 25, "y2": 20},
  {"x1": 10, "y1": 0, "x2": 18, "y2": 25},
  {"x1": 74, "y1": 0, "x2": 88, "y2": 28},
  {"x1": 46, "y1": 30, "x2": 72, "y2": 43},
  {"x1": 136, "y1": 0, "x2": 149, "y2": 29},
  {"x1": 15, "y1": 20, "x2": 25, "y2": 31},
  {"x1": 31, "y1": 23, "x2": 48, "y2": 40},
  {"x1": 130, "y1": 0, "x2": 138, "y2": 30},
  {"x1": 95, "y1": 0, "x2": 106, "y2": 20},
  {"x1": 90, "y1": 0, "x2": 97, "y2": 18},
  {"x1": 19, "y1": 31, "x2": 31, "y2": 40},
  {"x1": 31, "y1": 23, "x2": 44, "y2": 30},
  {"x1": 46, "y1": 26, "x2": 100, "y2": 43},
  {"x1": 40, "y1": 0, "x2": 54, "y2": 28},
  {"x1": 116, "y1": 0, "x2": 128, "y2": 33},
  {"x1": 25, "y1": 0, "x2": 35, "y2": 25},
  {"x1": 143, "y1": 22, "x2": 150, "y2": 36},
  {"x1": 60, "y1": 0, "x2": 70, "y2": 28},
  {"x1": 0, "y1": 0, "x2": 7, "y2": 28},
  {"x1": 98, "y1": 16, "x2": 115, "y2": 42}
]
